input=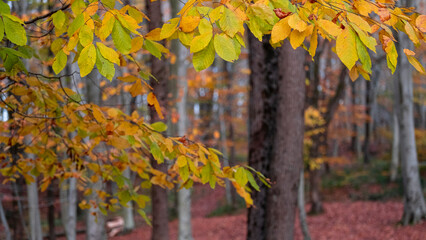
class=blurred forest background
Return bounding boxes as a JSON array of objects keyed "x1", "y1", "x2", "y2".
[{"x1": 0, "y1": 0, "x2": 425, "y2": 240}]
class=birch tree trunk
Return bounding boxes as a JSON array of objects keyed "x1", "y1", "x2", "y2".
[{"x1": 395, "y1": 0, "x2": 426, "y2": 225}]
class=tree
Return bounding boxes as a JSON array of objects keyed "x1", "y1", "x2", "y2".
[
  {"x1": 0, "y1": 0, "x2": 424, "y2": 239},
  {"x1": 394, "y1": 0, "x2": 426, "y2": 225}
]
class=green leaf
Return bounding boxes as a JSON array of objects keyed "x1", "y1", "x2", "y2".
[
  {"x1": 78, "y1": 44, "x2": 96, "y2": 77},
  {"x1": 355, "y1": 35, "x2": 371, "y2": 74},
  {"x1": 193, "y1": 40, "x2": 215, "y2": 71},
  {"x1": 151, "y1": 122, "x2": 167, "y2": 132},
  {"x1": 245, "y1": 169, "x2": 260, "y2": 191},
  {"x1": 219, "y1": 7, "x2": 242, "y2": 37},
  {"x1": 101, "y1": 0, "x2": 116, "y2": 9},
  {"x1": 97, "y1": 42, "x2": 120, "y2": 65},
  {"x1": 214, "y1": 34, "x2": 237, "y2": 62},
  {"x1": 0, "y1": 19, "x2": 4, "y2": 42},
  {"x1": 95, "y1": 48, "x2": 115, "y2": 81},
  {"x1": 0, "y1": 1, "x2": 10, "y2": 14},
  {"x1": 150, "y1": 142, "x2": 164, "y2": 164},
  {"x1": 179, "y1": 165, "x2": 189, "y2": 182},
  {"x1": 201, "y1": 163, "x2": 211, "y2": 184},
  {"x1": 3, "y1": 16, "x2": 26, "y2": 46},
  {"x1": 68, "y1": 14, "x2": 84, "y2": 36},
  {"x1": 79, "y1": 25, "x2": 93, "y2": 47},
  {"x1": 235, "y1": 167, "x2": 248, "y2": 186},
  {"x1": 144, "y1": 39, "x2": 162, "y2": 59},
  {"x1": 52, "y1": 10, "x2": 66, "y2": 29},
  {"x1": 137, "y1": 209, "x2": 152, "y2": 226},
  {"x1": 111, "y1": 21, "x2": 132, "y2": 54},
  {"x1": 118, "y1": 190, "x2": 131, "y2": 205},
  {"x1": 71, "y1": 0, "x2": 86, "y2": 15},
  {"x1": 52, "y1": 50, "x2": 67, "y2": 74}
]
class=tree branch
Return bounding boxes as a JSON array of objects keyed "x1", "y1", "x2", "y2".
[{"x1": 24, "y1": 3, "x2": 70, "y2": 25}]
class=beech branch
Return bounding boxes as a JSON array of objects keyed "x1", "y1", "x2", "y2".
[{"x1": 24, "y1": 3, "x2": 70, "y2": 25}]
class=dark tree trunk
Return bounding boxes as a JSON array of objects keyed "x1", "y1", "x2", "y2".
[
  {"x1": 247, "y1": 33, "x2": 305, "y2": 239},
  {"x1": 48, "y1": 184, "x2": 56, "y2": 240},
  {"x1": 147, "y1": 0, "x2": 170, "y2": 239}
]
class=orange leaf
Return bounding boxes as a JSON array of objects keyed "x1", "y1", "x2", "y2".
[{"x1": 147, "y1": 92, "x2": 164, "y2": 119}]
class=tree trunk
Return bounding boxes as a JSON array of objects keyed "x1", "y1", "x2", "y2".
[
  {"x1": 298, "y1": 170, "x2": 311, "y2": 240},
  {"x1": 171, "y1": 1, "x2": 193, "y2": 238},
  {"x1": 147, "y1": 0, "x2": 170, "y2": 239},
  {"x1": 247, "y1": 33, "x2": 305, "y2": 240},
  {"x1": 60, "y1": 178, "x2": 77, "y2": 240},
  {"x1": 395, "y1": 0, "x2": 426, "y2": 225},
  {"x1": 390, "y1": 110, "x2": 399, "y2": 182},
  {"x1": 27, "y1": 177, "x2": 43, "y2": 240},
  {"x1": 85, "y1": 71, "x2": 106, "y2": 240},
  {"x1": 47, "y1": 184, "x2": 56, "y2": 240},
  {"x1": 0, "y1": 194, "x2": 12, "y2": 240}
]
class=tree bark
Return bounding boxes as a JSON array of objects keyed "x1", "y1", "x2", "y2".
[
  {"x1": 247, "y1": 34, "x2": 305, "y2": 240},
  {"x1": 85, "y1": 71, "x2": 106, "y2": 240},
  {"x1": 171, "y1": 1, "x2": 193, "y2": 238},
  {"x1": 395, "y1": 0, "x2": 426, "y2": 225},
  {"x1": 147, "y1": 0, "x2": 170, "y2": 239},
  {"x1": 0, "y1": 194, "x2": 12, "y2": 240},
  {"x1": 298, "y1": 170, "x2": 311, "y2": 240},
  {"x1": 27, "y1": 177, "x2": 43, "y2": 240},
  {"x1": 390, "y1": 110, "x2": 399, "y2": 182}
]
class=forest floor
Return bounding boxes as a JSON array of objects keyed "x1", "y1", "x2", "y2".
[{"x1": 111, "y1": 184, "x2": 426, "y2": 240}]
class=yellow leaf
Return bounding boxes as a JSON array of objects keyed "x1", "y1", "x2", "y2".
[
  {"x1": 309, "y1": 27, "x2": 318, "y2": 57},
  {"x1": 180, "y1": 16, "x2": 200, "y2": 32},
  {"x1": 214, "y1": 34, "x2": 237, "y2": 62},
  {"x1": 78, "y1": 44, "x2": 96, "y2": 77},
  {"x1": 147, "y1": 92, "x2": 164, "y2": 119},
  {"x1": 190, "y1": 32, "x2": 212, "y2": 53},
  {"x1": 289, "y1": 30, "x2": 305, "y2": 49},
  {"x1": 96, "y1": 42, "x2": 120, "y2": 65},
  {"x1": 198, "y1": 18, "x2": 213, "y2": 34},
  {"x1": 416, "y1": 15, "x2": 426, "y2": 32},
  {"x1": 109, "y1": 136, "x2": 131, "y2": 150},
  {"x1": 98, "y1": 12, "x2": 115, "y2": 41},
  {"x1": 177, "y1": 156, "x2": 187, "y2": 167},
  {"x1": 404, "y1": 52, "x2": 425, "y2": 74},
  {"x1": 347, "y1": 13, "x2": 371, "y2": 33},
  {"x1": 317, "y1": 19, "x2": 342, "y2": 37},
  {"x1": 288, "y1": 14, "x2": 307, "y2": 32},
  {"x1": 271, "y1": 18, "x2": 291, "y2": 44},
  {"x1": 336, "y1": 28, "x2": 358, "y2": 70},
  {"x1": 130, "y1": 36, "x2": 144, "y2": 53},
  {"x1": 160, "y1": 18, "x2": 179, "y2": 39},
  {"x1": 145, "y1": 28, "x2": 162, "y2": 41},
  {"x1": 404, "y1": 21, "x2": 419, "y2": 45},
  {"x1": 92, "y1": 107, "x2": 105, "y2": 123}
]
